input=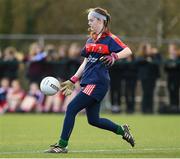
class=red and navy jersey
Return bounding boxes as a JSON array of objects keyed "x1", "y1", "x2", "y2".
[{"x1": 80, "y1": 31, "x2": 127, "y2": 88}]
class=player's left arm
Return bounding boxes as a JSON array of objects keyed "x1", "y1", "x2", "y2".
[
  {"x1": 100, "y1": 47, "x2": 132, "y2": 67},
  {"x1": 116, "y1": 47, "x2": 132, "y2": 59},
  {"x1": 100, "y1": 35, "x2": 132, "y2": 67}
]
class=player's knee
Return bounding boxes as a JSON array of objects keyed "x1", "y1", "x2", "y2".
[
  {"x1": 87, "y1": 118, "x2": 99, "y2": 127},
  {"x1": 66, "y1": 104, "x2": 78, "y2": 116}
]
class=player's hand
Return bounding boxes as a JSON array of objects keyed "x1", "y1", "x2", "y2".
[
  {"x1": 100, "y1": 53, "x2": 118, "y2": 67},
  {"x1": 60, "y1": 80, "x2": 75, "y2": 96}
]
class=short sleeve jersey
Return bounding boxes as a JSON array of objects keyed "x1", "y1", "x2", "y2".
[{"x1": 80, "y1": 31, "x2": 127, "y2": 87}]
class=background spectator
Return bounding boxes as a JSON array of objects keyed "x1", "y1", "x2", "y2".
[
  {"x1": 67, "y1": 42, "x2": 82, "y2": 79},
  {"x1": 45, "y1": 44, "x2": 58, "y2": 62},
  {"x1": 57, "y1": 44, "x2": 68, "y2": 60},
  {"x1": 1, "y1": 47, "x2": 19, "y2": 80},
  {"x1": 19, "y1": 82, "x2": 44, "y2": 112},
  {"x1": 123, "y1": 54, "x2": 138, "y2": 113},
  {"x1": 26, "y1": 42, "x2": 47, "y2": 84},
  {"x1": 3, "y1": 46, "x2": 18, "y2": 62},
  {"x1": 43, "y1": 92, "x2": 64, "y2": 113},
  {"x1": 109, "y1": 60, "x2": 124, "y2": 113},
  {"x1": 0, "y1": 78, "x2": 10, "y2": 114},
  {"x1": 164, "y1": 44, "x2": 180, "y2": 111},
  {"x1": 136, "y1": 43, "x2": 161, "y2": 113},
  {"x1": 6, "y1": 79, "x2": 25, "y2": 112}
]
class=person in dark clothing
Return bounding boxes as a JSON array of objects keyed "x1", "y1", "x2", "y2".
[
  {"x1": 164, "y1": 44, "x2": 180, "y2": 109},
  {"x1": 1, "y1": 47, "x2": 19, "y2": 80},
  {"x1": 137, "y1": 43, "x2": 161, "y2": 114},
  {"x1": 25, "y1": 43, "x2": 47, "y2": 84},
  {"x1": 109, "y1": 60, "x2": 124, "y2": 113},
  {"x1": 123, "y1": 54, "x2": 138, "y2": 113}
]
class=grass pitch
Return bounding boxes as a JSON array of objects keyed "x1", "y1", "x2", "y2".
[{"x1": 0, "y1": 113, "x2": 180, "y2": 158}]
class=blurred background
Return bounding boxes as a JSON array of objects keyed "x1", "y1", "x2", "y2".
[{"x1": 0, "y1": 0, "x2": 179, "y2": 114}]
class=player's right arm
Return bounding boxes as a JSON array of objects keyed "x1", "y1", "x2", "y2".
[
  {"x1": 73, "y1": 58, "x2": 87, "y2": 78},
  {"x1": 60, "y1": 58, "x2": 87, "y2": 96}
]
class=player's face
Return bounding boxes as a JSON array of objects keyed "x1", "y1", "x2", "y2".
[{"x1": 88, "y1": 16, "x2": 104, "y2": 34}]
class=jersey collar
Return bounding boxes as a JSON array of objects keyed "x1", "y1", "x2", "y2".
[{"x1": 93, "y1": 31, "x2": 111, "y2": 43}]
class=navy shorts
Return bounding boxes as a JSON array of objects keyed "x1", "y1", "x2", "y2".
[{"x1": 81, "y1": 84, "x2": 108, "y2": 101}]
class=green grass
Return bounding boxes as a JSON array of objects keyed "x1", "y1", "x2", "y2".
[{"x1": 0, "y1": 113, "x2": 180, "y2": 158}]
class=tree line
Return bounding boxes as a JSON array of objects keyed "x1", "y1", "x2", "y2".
[{"x1": 0, "y1": 0, "x2": 179, "y2": 49}]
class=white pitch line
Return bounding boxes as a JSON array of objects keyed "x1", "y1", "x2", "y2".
[
  {"x1": 71, "y1": 147, "x2": 180, "y2": 153},
  {"x1": 73, "y1": 147, "x2": 180, "y2": 152},
  {"x1": 0, "y1": 147, "x2": 180, "y2": 155},
  {"x1": 0, "y1": 150, "x2": 42, "y2": 155}
]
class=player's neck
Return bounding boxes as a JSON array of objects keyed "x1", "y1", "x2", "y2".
[{"x1": 96, "y1": 32, "x2": 103, "y2": 40}]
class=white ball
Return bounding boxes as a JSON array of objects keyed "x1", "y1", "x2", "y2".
[{"x1": 40, "y1": 76, "x2": 60, "y2": 96}]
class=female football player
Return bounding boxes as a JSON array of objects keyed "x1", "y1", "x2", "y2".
[{"x1": 45, "y1": 7, "x2": 135, "y2": 153}]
